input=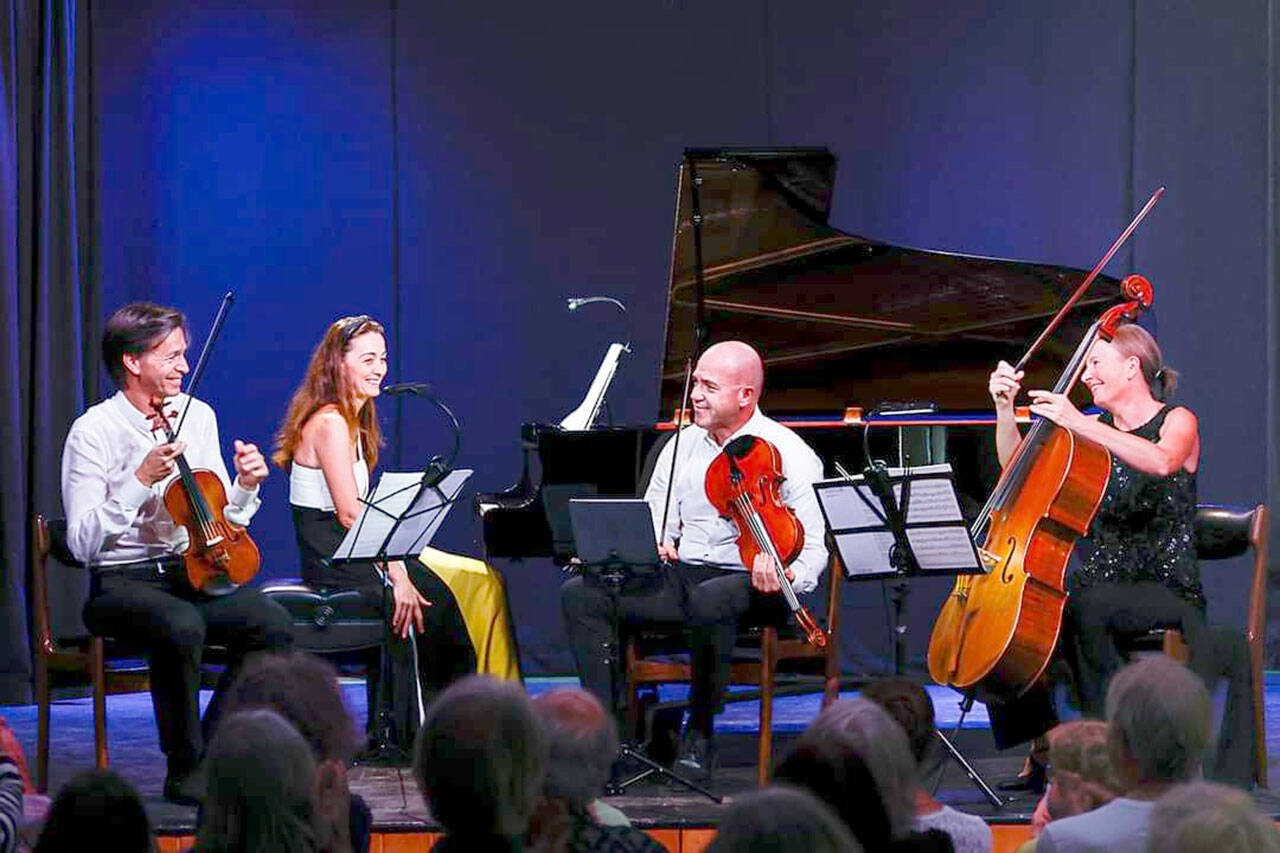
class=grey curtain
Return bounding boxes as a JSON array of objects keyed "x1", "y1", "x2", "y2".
[{"x1": 0, "y1": 0, "x2": 97, "y2": 704}]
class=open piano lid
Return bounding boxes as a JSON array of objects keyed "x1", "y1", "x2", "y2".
[{"x1": 659, "y1": 147, "x2": 1123, "y2": 416}]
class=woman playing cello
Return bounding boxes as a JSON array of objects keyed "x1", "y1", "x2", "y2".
[
  {"x1": 273, "y1": 315, "x2": 476, "y2": 749},
  {"x1": 986, "y1": 323, "x2": 1252, "y2": 787}
]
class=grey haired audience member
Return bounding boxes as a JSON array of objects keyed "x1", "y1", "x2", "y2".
[
  {"x1": 33, "y1": 770, "x2": 153, "y2": 853},
  {"x1": 413, "y1": 675, "x2": 548, "y2": 848},
  {"x1": 862, "y1": 679, "x2": 992, "y2": 853},
  {"x1": 706, "y1": 784, "x2": 862, "y2": 853},
  {"x1": 1146, "y1": 781, "x2": 1280, "y2": 852},
  {"x1": 195, "y1": 708, "x2": 321, "y2": 853},
  {"x1": 526, "y1": 688, "x2": 664, "y2": 852},
  {"x1": 220, "y1": 650, "x2": 369, "y2": 853},
  {"x1": 1036, "y1": 656, "x2": 1213, "y2": 853},
  {"x1": 532, "y1": 687, "x2": 619, "y2": 810}
]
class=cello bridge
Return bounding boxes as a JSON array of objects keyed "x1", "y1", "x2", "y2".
[{"x1": 977, "y1": 547, "x2": 1002, "y2": 568}]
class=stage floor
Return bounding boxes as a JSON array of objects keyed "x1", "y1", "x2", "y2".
[{"x1": 6, "y1": 673, "x2": 1280, "y2": 837}]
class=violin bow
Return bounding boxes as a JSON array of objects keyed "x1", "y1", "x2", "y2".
[
  {"x1": 1013, "y1": 187, "x2": 1164, "y2": 373},
  {"x1": 657, "y1": 356, "x2": 695, "y2": 556},
  {"x1": 169, "y1": 292, "x2": 236, "y2": 438}
]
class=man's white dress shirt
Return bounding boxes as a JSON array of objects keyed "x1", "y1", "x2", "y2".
[
  {"x1": 61, "y1": 391, "x2": 260, "y2": 568},
  {"x1": 643, "y1": 407, "x2": 828, "y2": 594}
]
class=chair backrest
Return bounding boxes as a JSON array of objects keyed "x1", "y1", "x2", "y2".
[
  {"x1": 30, "y1": 514, "x2": 92, "y2": 646},
  {"x1": 1194, "y1": 504, "x2": 1258, "y2": 560},
  {"x1": 1193, "y1": 503, "x2": 1268, "y2": 647}
]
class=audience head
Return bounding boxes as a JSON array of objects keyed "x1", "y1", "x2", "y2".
[
  {"x1": 34, "y1": 770, "x2": 153, "y2": 853},
  {"x1": 1045, "y1": 719, "x2": 1123, "y2": 820},
  {"x1": 706, "y1": 784, "x2": 862, "y2": 853},
  {"x1": 861, "y1": 677, "x2": 936, "y2": 767},
  {"x1": 1105, "y1": 656, "x2": 1212, "y2": 788},
  {"x1": 775, "y1": 698, "x2": 916, "y2": 848},
  {"x1": 219, "y1": 650, "x2": 359, "y2": 850},
  {"x1": 413, "y1": 675, "x2": 547, "y2": 838},
  {"x1": 196, "y1": 708, "x2": 320, "y2": 853},
  {"x1": 530, "y1": 686, "x2": 618, "y2": 807},
  {"x1": 1147, "y1": 781, "x2": 1280, "y2": 852},
  {"x1": 221, "y1": 650, "x2": 360, "y2": 763}
]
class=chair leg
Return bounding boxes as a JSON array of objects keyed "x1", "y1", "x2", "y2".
[
  {"x1": 823, "y1": 640, "x2": 840, "y2": 709},
  {"x1": 758, "y1": 628, "x2": 777, "y2": 787},
  {"x1": 91, "y1": 638, "x2": 109, "y2": 770},
  {"x1": 35, "y1": 657, "x2": 50, "y2": 793},
  {"x1": 1251, "y1": 639, "x2": 1267, "y2": 786}
]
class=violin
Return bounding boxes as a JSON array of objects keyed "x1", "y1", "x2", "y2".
[
  {"x1": 147, "y1": 292, "x2": 261, "y2": 596},
  {"x1": 152, "y1": 403, "x2": 261, "y2": 596},
  {"x1": 705, "y1": 434, "x2": 827, "y2": 648}
]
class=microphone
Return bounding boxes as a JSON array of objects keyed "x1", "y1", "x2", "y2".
[
  {"x1": 566, "y1": 296, "x2": 627, "y2": 313},
  {"x1": 382, "y1": 382, "x2": 433, "y2": 397}
]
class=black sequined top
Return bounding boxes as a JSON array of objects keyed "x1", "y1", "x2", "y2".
[{"x1": 1070, "y1": 405, "x2": 1204, "y2": 610}]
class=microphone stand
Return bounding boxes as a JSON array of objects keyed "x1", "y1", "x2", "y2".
[{"x1": 356, "y1": 384, "x2": 464, "y2": 765}]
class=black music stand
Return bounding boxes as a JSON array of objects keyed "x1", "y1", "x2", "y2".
[
  {"x1": 814, "y1": 463, "x2": 1004, "y2": 808},
  {"x1": 567, "y1": 498, "x2": 722, "y2": 803},
  {"x1": 333, "y1": 467, "x2": 472, "y2": 764}
]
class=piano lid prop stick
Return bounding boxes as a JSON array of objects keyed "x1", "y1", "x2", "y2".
[{"x1": 1013, "y1": 186, "x2": 1164, "y2": 373}]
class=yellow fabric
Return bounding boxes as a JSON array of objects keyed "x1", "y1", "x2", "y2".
[{"x1": 418, "y1": 546, "x2": 521, "y2": 681}]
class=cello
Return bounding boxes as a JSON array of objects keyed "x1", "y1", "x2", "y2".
[
  {"x1": 927, "y1": 190, "x2": 1165, "y2": 699},
  {"x1": 705, "y1": 434, "x2": 828, "y2": 648},
  {"x1": 150, "y1": 293, "x2": 261, "y2": 596}
]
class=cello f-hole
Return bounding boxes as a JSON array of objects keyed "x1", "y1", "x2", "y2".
[{"x1": 999, "y1": 536, "x2": 1018, "y2": 584}]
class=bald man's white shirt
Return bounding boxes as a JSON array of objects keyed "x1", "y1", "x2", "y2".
[{"x1": 644, "y1": 408, "x2": 828, "y2": 594}]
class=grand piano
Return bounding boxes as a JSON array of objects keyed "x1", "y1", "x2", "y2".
[{"x1": 477, "y1": 147, "x2": 1124, "y2": 562}]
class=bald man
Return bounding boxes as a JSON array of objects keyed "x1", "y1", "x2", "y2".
[{"x1": 561, "y1": 341, "x2": 828, "y2": 781}]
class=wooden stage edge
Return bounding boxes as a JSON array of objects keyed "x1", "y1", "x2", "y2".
[{"x1": 154, "y1": 822, "x2": 1040, "y2": 853}]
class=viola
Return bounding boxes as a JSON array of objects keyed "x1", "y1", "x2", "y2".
[
  {"x1": 705, "y1": 434, "x2": 827, "y2": 648},
  {"x1": 152, "y1": 404, "x2": 261, "y2": 595}
]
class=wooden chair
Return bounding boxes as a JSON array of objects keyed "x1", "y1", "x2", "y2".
[
  {"x1": 1153, "y1": 503, "x2": 1269, "y2": 787},
  {"x1": 624, "y1": 552, "x2": 844, "y2": 786},
  {"x1": 31, "y1": 513, "x2": 149, "y2": 792}
]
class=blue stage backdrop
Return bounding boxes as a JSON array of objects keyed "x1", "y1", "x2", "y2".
[{"x1": 79, "y1": 0, "x2": 1276, "y2": 677}]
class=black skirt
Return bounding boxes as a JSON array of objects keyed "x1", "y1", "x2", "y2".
[{"x1": 291, "y1": 504, "x2": 478, "y2": 749}]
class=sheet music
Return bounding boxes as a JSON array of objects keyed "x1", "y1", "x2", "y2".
[
  {"x1": 559, "y1": 342, "x2": 627, "y2": 430},
  {"x1": 833, "y1": 530, "x2": 898, "y2": 578},
  {"x1": 816, "y1": 464, "x2": 962, "y2": 528},
  {"x1": 906, "y1": 527, "x2": 982, "y2": 572},
  {"x1": 815, "y1": 463, "x2": 983, "y2": 578},
  {"x1": 335, "y1": 469, "x2": 472, "y2": 562}
]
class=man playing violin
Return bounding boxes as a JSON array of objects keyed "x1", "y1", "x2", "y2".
[
  {"x1": 561, "y1": 340, "x2": 828, "y2": 781},
  {"x1": 60, "y1": 302, "x2": 293, "y2": 805},
  {"x1": 985, "y1": 322, "x2": 1252, "y2": 788}
]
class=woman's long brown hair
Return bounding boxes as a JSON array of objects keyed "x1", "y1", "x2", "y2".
[{"x1": 273, "y1": 315, "x2": 385, "y2": 472}]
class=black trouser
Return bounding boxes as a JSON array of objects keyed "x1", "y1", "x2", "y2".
[
  {"x1": 561, "y1": 563, "x2": 791, "y2": 738},
  {"x1": 331, "y1": 560, "x2": 478, "y2": 748},
  {"x1": 986, "y1": 581, "x2": 1255, "y2": 786},
  {"x1": 83, "y1": 563, "x2": 294, "y2": 777}
]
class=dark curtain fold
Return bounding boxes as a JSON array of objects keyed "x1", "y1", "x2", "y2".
[{"x1": 0, "y1": 0, "x2": 96, "y2": 704}]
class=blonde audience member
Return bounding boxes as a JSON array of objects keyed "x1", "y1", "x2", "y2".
[{"x1": 1018, "y1": 720, "x2": 1124, "y2": 852}]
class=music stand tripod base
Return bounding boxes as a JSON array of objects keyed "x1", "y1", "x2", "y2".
[{"x1": 566, "y1": 498, "x2": 723, "y2": 804}]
